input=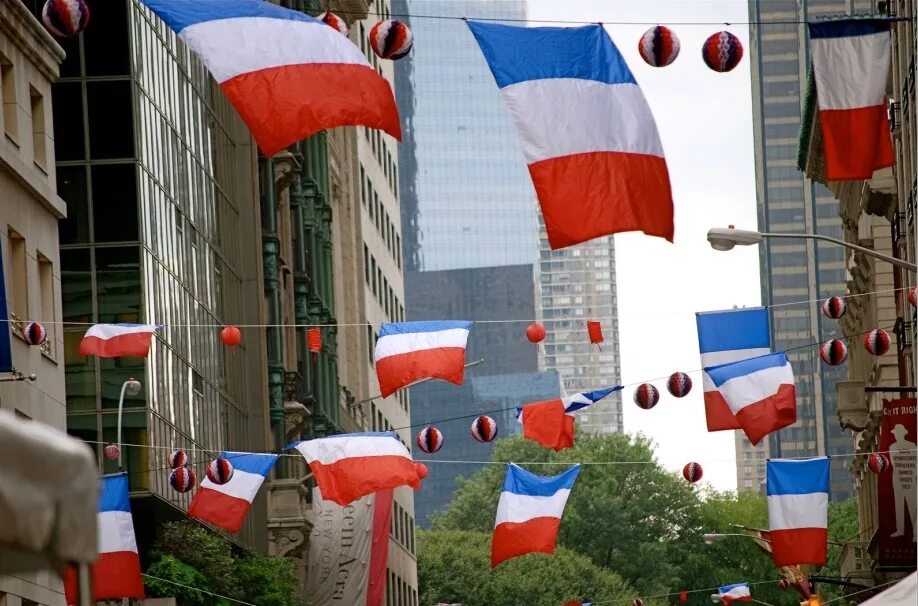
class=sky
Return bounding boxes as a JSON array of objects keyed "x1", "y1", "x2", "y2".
[{"x1": 524, "y1": 0, "x2": 763, "y2": 492}]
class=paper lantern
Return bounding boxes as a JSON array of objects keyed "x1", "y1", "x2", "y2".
[
  {"x1": 414, "y1": 462, "x2": 429, "y2": 480},
  {"x1": 22, "y1": 321, "x2": 47, "y2": 346},
  {"x1": 169, "y1": 466, "x2": 196, "y2": 493},
  {"x1": 206, "y1": 457, "x2": 234, "y2": 485},
  {"x1": 821, "y1": 296, "x2": 846, "y2": 319},
  {"x1": 470, "y1": 415, "x2": 498, "y2": 443},
  {"x1": 633, "y1": 384, "x2": 659, "y2": 409},
  {"x1": 819, "y1": 339, "x2": 848, "y2": 366},
  {"x1": 633, "y1": 599, "x2": 644, "y2": 606},
  {"x1": 103, "y1": 443, "x2": 120, "y2": 461},
  {"x1": 778, "y1": 579, "x2": 789, "y2": 590},
  {"x1": 167, "y1": 449, "x2": 188, "y2": 469},
  {"x1": 864, "y1": 329, "x2": 891, "y2": 356},
  {"x1": 702, "y1": 31, "x2": 743, "y2": 72},
  {"x1": 416, "y1": 426, "x2": 443, "y2": 454},
  {"x1": 42, "y1": 0, "x2": 90, "y2": 38},
  {"x1": 908, "y1": 287, "x2": 917, "y2": 308},
  {"x1": 638, "y1": 25, "x2": 680, "y2": 67},
  {"x1": 308, "y1": 327, "x2": 322, "y2": 353},
  {"x1": 526, "y1": 322, "x2": 546, "y2": 343},
  {"x1": 221, "y1": 325, "x2": 241, "y2": 347},
  {"x1": 587, "y1": 320, "x2": 604, "y2": 344},
  {"x1": 317, "y1": 11, "x2": 348, "y2": 35},
  {"x1": 369, "y1": 20, "x2": 413, "y2": 60},
  {"x1": 667, "y1": 372, "x2": 692, "y2": 398},
  {"x1": 679, "y1": 591, "x2": 689, "y2": 603},
  {"x1": 867, "y1": 452, "x2": 888, "y2": 474},
  {"x1": 682, "y1": 462, "x2": 703, "y2": 483}
]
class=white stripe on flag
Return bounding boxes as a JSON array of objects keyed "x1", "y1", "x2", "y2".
[
  {"x1": 767, "y1": 493, "x2": 828, "y2": 530},
  {"x1": 717, "y1": 363, "x2": 794, "y2": 414},
  {"x1": 811, "y1": 32, "x2": 890, "y2": 110},
  {"x1": 98, "y1": 510, "x2": 138, "y2": 554},
  {"x1": 84, "y1": 324, "x2": 158, "y2": 339},
  {"x1": 494, "y1": 489, "x2": 572, "y2": 526},
  {"x1": 200, "y1": 468, "x2": 267, "y2": 502},
  {"x1": 374, "y1": 328, "x2": 469, "y2": 360},
  {"x1": 700, "y1": 347, "x2": 770, "y2": 369},
  {"x1": 294, "y1": 436, "x2": 411, "y2": 465}
]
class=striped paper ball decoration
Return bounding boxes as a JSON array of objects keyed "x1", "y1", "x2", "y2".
[
  {"x1": 206, "y1": 457, "x2": 234, "y2": 485},
  {"x1": 22, "y1": 322, "x2": 47, "y2": 346},
  {"x1": 909, "y1": 287, "x2": 917, "y2": 308},
  {"x1": 702, "y1": 31, "x2": 743, "y2": 73},
  {"x1": 667, "y1": 372, "x2": 693, "y2": 398},
  {"x1": 819, "y1": 339, "x2": 848, "y2": 366},
  {"x1": 864, "y1": 329, "x2": 891, "y2": 356},
  {"x1": 42, "y1": 0, "x2": 89, "y2": 38},
  {"x1": 415, "y1": 426, "x2": 443, "y2": 454},
  {"x1": 633, "y1": 599, "x2": 644, "y2": 606},
  {"x1": 470, "y1": 415, "x2": 498, "y2": 443},
  {"x1": 167, "y1": 449, "x2": 188, "y2": 469},
  {"x1": 821, "y1": 296, "x2": 847, "y2": 319},
  {"x1": 633, "y1": 384, "x2": 660, "y2": 409},
  {"x1": 778, "y1": 579, "x2": 789, "y2": 590},
  {"x1": 317, "y1": 12, "x2": 348, "y2": 35},
  {"x1": 638, "y1": 25, "x2": 681, "y2": 67},
  {"x1": 169, "y1": 466, "x2": 197, "y2": 493},
  {"x1": 682, "y1": 462, "x2": 703, "y2": 483},
  {"x1": 103, "y1": 443, "x2": 120, "y2": 461},
  {"x1": 369, "y1": 20, "x2": 413, "y2": 60},
  {"x1": 867, "y1": 453, "x2": 889, "y2": 474}
]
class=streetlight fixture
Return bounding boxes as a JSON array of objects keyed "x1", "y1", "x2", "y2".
[
  {"x1": 116, "y1": 377, "x2": 142, "y2": 469},
  {"x1": 707, "y1": 226, "x2": 917, "y2": 272}
]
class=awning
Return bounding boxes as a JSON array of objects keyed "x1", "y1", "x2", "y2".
[{"x1": 858, "y1": 572, "x2": 917, "y2": 606}]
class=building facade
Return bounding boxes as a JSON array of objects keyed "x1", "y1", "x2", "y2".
[{"x1": 0, "y1": 0, "x2": 66, "y2": 603}]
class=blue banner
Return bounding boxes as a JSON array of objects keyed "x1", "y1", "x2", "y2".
[{"x1": 0, "y1": 242, "x2": 12, "y2": 373}]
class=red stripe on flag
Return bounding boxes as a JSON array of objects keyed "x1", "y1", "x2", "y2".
[
  {"x1": 491, "y1": 517, "x2": 562, "y2": 567},
  {"x1": 734, "y1": 384, "x2": 797, "y2": 445},
  {"x1": 704, "y1": 391, "x2": 742, "y2": 431},
  {"x1": 819, "y1": 105, "x2": 894, "y2": 180},
  {"x1": 521, "y1": 400, "x2": 575, "y2": 451},
  {"x1": 188, "y1": 486, "x2": 253, "y2": 533},
  {"x1": 309, "y1": 455, "x2": 421, "y2": 506},
  {"x1": 78, "y1": 333, "x2": 154, "y2": 358},
  {"x1": 375, "y1": 347, "x2": 467, "y2": 397},
  {"x1": 63, "y1": 551, "x2": 144, "y2": 605},
  {"x1": 770, "y1": 527, "x2": 828, "y2": 567}
]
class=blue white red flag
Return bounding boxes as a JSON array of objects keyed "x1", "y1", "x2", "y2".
[
  {"x1": 188, "y1": 452, "x2": 279, "y2": 532},
  {"x1": 0, "y1": 242, "x2": 11, "y2": 373},
  {"x1": 467, "y1": 21, "x2": 673, "y2": 249},
  {"x1": 516, "y1": 387, "x2": 621, "y2": 451},
  {"x1": 767, "y1": 457, "x2": 830, "y2": 567},
  {"x1": 139, "y1": 0, "x2": 400, "y2": 157},
  {"x1": 374, "y1": 321, "x2": 472, "y2": 397},
  {"x1": 711, "y1": 583, "x2": 752, "y2": 606}
]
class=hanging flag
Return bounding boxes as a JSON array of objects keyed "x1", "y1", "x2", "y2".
[
  {"x1": 63, "y1": 473, "x2": 144, "y2": 604},
  {"x1": 516, "y1": 387, "x2": 621, "y2": 451},
  {"x1": 706, "y1": 352, "x2": 797, "y2": 445},
  {"x1": 139, "y1": 0, "x2": 401, "y2": 157},
  {"x1": 767, "y1": 457, "x2": 830, "y2": 567},
  {"x1": 808, "y1": 19, "x2": 894, "y2": 180},
  {"x1": 374, "y1": 320, "x2": 472, "y2": 397},
  {"x1": 308, "y1": 327, "x2": 322, "y2": 353},
  {"x1": 292, "y1": 431, "x2": 422, "y2": 506},
  {"x1": 79, "y1": 324, "x2": 158, "y2": 358},
  {"x1": 188, "y1": 452, "x2": 279, "y2": 533},
  {"x1": 696, "y1": 308, "x2": 770, "y2": 432},
  {"x1": 0, "y1": 242, "x2": 12, "y2": 374},
  {"x1": 711, "y1": 583, "x2": 752, "y2": 606},
  {"x1": 467, "y1": 21, "x2": 673, "y2": 250},
  {"x1": 492, "y1": 463, "x2": 581, "y2": 567},
  {"x1": 586, "y1": 321, "x2": 604, "y2": 344}
]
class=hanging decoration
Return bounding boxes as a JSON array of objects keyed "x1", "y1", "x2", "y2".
[
  {"x1": 103, "y1": 443, "x2": 120, "y2": 461},
  {"x1": 470, "y1": 415, "x2": 498, "y2": 443},
  {"x1": 42, "y1": 0, "x2": 90, "y2": 38},
  {"x1": 526, "y1": 322, "x2": 546, "y2": 343},
  {"x1": 188, "y1": 453, "x2": 279, "y2": 532},
  {"x1": 864, "y1": 329, "x2": 891, "y2": 356},
  {"x1": 416, "y1": 426, "x2": 444, "y2": 454},
  {"x1": 667, "y1": 371, "x2": 692, "y2": 398},
  {"x1": 821, "y1": 296, "x2": 846, "y2": 319},
  {"x1": 702, "y1": 31, "x2": 743, "y2": 73},
  {"x1": 633, "y1": 599, "x2": 644, "y2": 606},
  {"x1": 206, "y1": 457, "x2": 235, "y2": 485},
  {"x1": 221, "y1": 325, "x2": 242, "y2": 348},
  {"x1": 168, "y1": 449, "x2": 188, "y2": 469},
  {"x1": 679, "y1": 590, "x2": 689, "y2": 603},
  {"x1": 79, "y1": 323, "x2": 158, "y2": 358},
  {"x1": 317, "y1": 11, "x2": 348, "y2": 36},
  {"x1": 517, "y1": 387, "x2": 622, "y2": 451},
  {"x1": 638, "y1": 25, "x2": 681, "y2": 67},
  {"x1": 414, "y1": 462, "x2": 429, "y2": 479},
  {"x1": 819, "y1": 339, "x2": 848, "y2": 366},
  {"x1": 22, "y1": 322, "x2": 47, "y2": 346},
  {"x1": 369, "y1": 20, "x2": 413, "y2": 60},
  {"x1": 374, "y1": 320, "x2": 472, "y2": 397},
  {"x1": 682, "y1": 462, "x2": 703, "y2": 483},
  {"x1": 169, "y1": 466, "x2": 197, "y2": 493},
  {"x1": 909, "y1": 287, "x2": 917, "y2": 308},
  {"x1": 586, "y1": 320, "x2": 604, "y2": 345},
  {"x1": 867, "y1": 452, "x2": 889, "y2": 474},
  {"x1": 308, "y1": 327, "x2": 322, "y2": 353},
  {"x1": 633, "y1": 383, "x2": 660, "y2": 410},
  {"x1": 767, "y1": 457, "x2": 830, "y2": 567}
]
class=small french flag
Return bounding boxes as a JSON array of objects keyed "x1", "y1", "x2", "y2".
[
  {"x1": 711, "y1": 583, "x2": 752, "y2": 606},
  {"x1": 188, "y1": 452, "x2": 279, "y2": 533},
  {"x1": 516, "y1": 387, "x2": 621, "y2": 451},
  {"x1": 79, "y1": 323, "x2": 158, "y2": 358},
  {"x1": 767, "y1": 457, "x2": 830, "y2": 567},
  {"x1": 374, "y1": 321, "x2": 472, "y2": 397}
]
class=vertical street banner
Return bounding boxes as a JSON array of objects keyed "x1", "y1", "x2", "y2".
[
  {"x1": 0, "y1": 241, "x2": 12, "y2": 373},
  {"x1": 877, "y1": 398, "x2": 917, "y2": 567},
  {"x1": 307, "y1": 487, "x2": 394, "y2": 606}
]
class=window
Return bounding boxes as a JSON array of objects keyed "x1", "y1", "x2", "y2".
[
  {"x1": 29, "y1": 85, "x2": 46, "y2": 170},
  {"x1": 367, "y1": 324, "x2": 375, "y2": 364},
  {"x1": 37, "y1": 252, "x2": 54, "y2": 356},
  {"x1": 7, "y1": 228, "x2": 27, "y2": 322},
  {"x1": 371, "y1": 256, "x2": 377, "y2": 296},
  {"x1": 363, "y1": 244, "x2": 370, "y2": 285},
  {"x1": 1, "y1": 53, "x2": 16, "y2": 142},
  {"x1": 360, "y1": 165, "x2": 366, "y2": 205}
]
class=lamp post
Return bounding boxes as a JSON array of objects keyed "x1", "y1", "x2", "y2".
[{"x1": 116, "y1": 377, "x2": 142, "y2": 469}]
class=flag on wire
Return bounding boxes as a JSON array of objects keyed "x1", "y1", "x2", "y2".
[
  {"x1": 767, "y1": 457, "x2": 830, "y2": 567},
  {"x1": 374, "y1": 321, "x2": 472, "y2": 397},
  {"x1": 188, "y1": 452, "x2": 279, "y2": 532},
  {"x1": 711, "y1": 583, "x2": 752, "y2": 606},
  {"x1": 516, "y1": 387, "x2": 621, "y2": 451},
  {"x1": 79, "y1": 324, "x2": 158, "y2": 358}
]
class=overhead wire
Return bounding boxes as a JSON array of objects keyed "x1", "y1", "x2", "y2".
[{"x1": 141, "y1": 573, "x2": 258, "y2": 606}]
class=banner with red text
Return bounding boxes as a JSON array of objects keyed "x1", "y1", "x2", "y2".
[{"x1": 877, "y1": 398, "x2": 917, "y2": 568}]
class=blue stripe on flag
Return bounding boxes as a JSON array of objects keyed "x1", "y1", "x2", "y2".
[
  {"x1": 502, "y1": 463, "x2": 581, "y2": 496},
  {"x1": 378, "y1": 320, "x2": 472, "y2": 337},
  {"x1": 766, "y1": 457, "x2": 830, "y2": 496},
  {"x1": 0, "y1": 241, "x2": 12, "y2": 373},
  {"x1": 140, "y1": 0, "x2": 315, "y2": 33},
  {"x1": 99, "y1": 473, "x2": 131, "y2": 513},
  {"x1": 705, "y1": 352, "x2": 789, "y2": 387},
  {"x1": 696, "y1": 308, "x2": 770, "y2": 353},
  {"x1": 564, "y1": 386, "x2": 622, "y2": 413},
  {"x1": 719, "y1": 583, "x2": 749, "y2": 594},
  {"x1": 466, "y1": 21, "x2": 636, "y2": 88},
  {"x1": 220, "y1": 452, "x2": 280, "y2": 477},
  {"x1": 808, "y1": 18, "x2": 891, "y2": 39}
]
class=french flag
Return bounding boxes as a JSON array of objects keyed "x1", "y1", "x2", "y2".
[
  {"x1": 79, "y1": 323, "x2": 158, "y2": 358},
  {"x1": 292, "y1": 432, "x2": 422, "y2": 506},
  {"x1": 516, "y1": 387, "x2": 621, "y2": 451},
  {"x1": 767, "y1": 457, "x2": 830, "y2": 567},
  {"x1": 63, "y1": 473, "x2": 144, "y2": 604},
  {"x1": 696, "y1": 308, "x2": 770, "y2": 432},
  {"x1": 188, "y1": 452, "x2": 279, "y2": 533},
  {"x1": 711, "y1": 583, "x2": 752, "y2": 606},
  {"x1": 139, "y1": 0, "x2": 400, "y2": 157},
  {"x1": 468, "y1": 21, "x2": 673, "y2": 249},
  {"x1": 809, "y1": 19, "x2": 894, "y2": 180},
  {"x1": 374, "y1": 321, "x2": 472, "y2": 398},
  {"x1": 706, "y1": 352, "x2": 797, "y2": 445},
  {"x1": 491, "y1": 463, "x2": 580, "y2": 567}
]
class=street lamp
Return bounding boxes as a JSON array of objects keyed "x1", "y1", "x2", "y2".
[
  {"x1": 707, "y1": 226, "x2": 917, "y2": 272},
  {"x1": 116, "y1": 377, "x2": 142, "y2": 469}
]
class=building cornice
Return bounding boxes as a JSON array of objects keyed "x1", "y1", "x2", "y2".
[{"x1": 0, "y1": 0, "x2": 66, "y2": 80}]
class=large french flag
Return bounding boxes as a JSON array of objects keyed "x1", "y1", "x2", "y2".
[
  {"x1": 79, "y1": 323, "x2": 158, "y2": 358},
  {"x1": 767, "y1": 457, "x2": 830, "y2": 567},
  {"x1": 516, "y1": 387, "x2": 621, "y2": 451},
  {"x1": 63, "y1": 473, "x2": 144, "y2": 604},
  {"x1": 809, "y1": 19, "x2": 894, "y2": 180},
  {"x1": 374, "y1": 321, "x2": 472, "y2": 397},
  {"x1": 706, "y1": 352, "x2": 797, "y2": 445},
  {"x1": 188, "y1": 452, "x2": 279, "y2": 533},
  {"x1": 696, "y1": 308, "x2": 770, "y2": 432},
  {"x1": 492, "y1": 463, "x2": 580, "y2": 567},
  {"x1": 292, "y1": 432, "x2": 422, "y2": 506},
  {"x1": 139, "y1": 0, "x2": 400, "y2": 157},
  {"x1": 467, "y1": 22, "x2": 673, "y2": 250}
]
